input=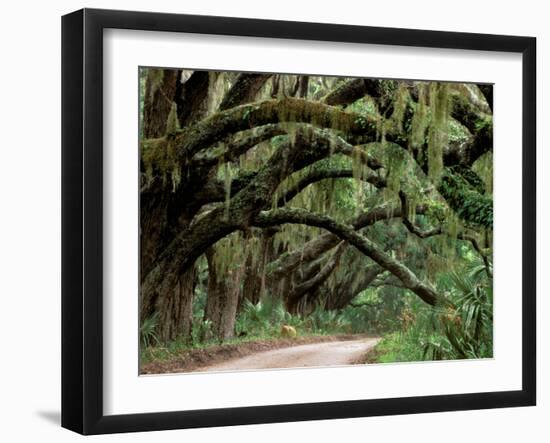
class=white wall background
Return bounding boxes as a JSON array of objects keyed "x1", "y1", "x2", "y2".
[{"x1": 0, "y1": 1, "x2": 545, "y2": 441}]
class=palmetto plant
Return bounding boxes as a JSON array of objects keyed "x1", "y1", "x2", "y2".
[
  {"x1": 140, "y1": 313, "x2": 160, "y2": 348},
  {"x1": 236, "y1": 297, "x2": 293, "y2": 336},
  {"x1": 442, "y1": 269, "x2": 493, "y2": 359},
  {"x1": 419, "y1": 254, "x2": 493, "y2": 360}
]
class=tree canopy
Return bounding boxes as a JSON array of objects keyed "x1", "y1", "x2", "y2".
[{"x1": 138, "y1": 68, "x2": 493, "y2": 360}]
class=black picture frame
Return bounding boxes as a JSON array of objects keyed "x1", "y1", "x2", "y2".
[{"x1": 62, "y1": 8, "x2": 536, "y2": 435}]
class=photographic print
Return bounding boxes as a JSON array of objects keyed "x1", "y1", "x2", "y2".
[{"x1": 138, "y1": 68, "x2": 493, "y2": 375}]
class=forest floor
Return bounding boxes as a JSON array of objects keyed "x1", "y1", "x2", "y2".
[{"x1": 141, "y1": 334, "x2": 380, "y2": 375}]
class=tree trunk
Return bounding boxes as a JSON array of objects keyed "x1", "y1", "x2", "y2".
[
  {"x1": 271, "y1": 75, "x2": 280, "y2": 98},
  {"x1": 297, "y1": 76, "x2": 309, "y2": 98},
  {"x1": 140, "y1": 68, "x2": 204, "y2": 344},
  {"x1": 175, "y1": 70, "x2": 210, "y2": 127},
  {"x1": 325, "y1": 266, "x2": 382, "y2": 310},
  {"x1": 154, "y1": 266, "x2": 196, "y2": 343},
  {"x1": 219, "y1": 73, "x2": 271, "y2": 110},
  {"x1": 241, "y1": 231, "x2": 276, "y2": 307},
  {"x1": 205, "y1": 248, "x2": 244, "y2": 341},
  {"x1": 285, "y1": 244, "x2": 345, "y2": 314},
  {"x1": 143, "y1": 68, "x2": 179, "y2": 138},
  {"x1": 219, "y1": 269, "x2": 242, "y2": 340},
  {"x1": 242, "y1": 249, "x2": 261, "y2": 306}
]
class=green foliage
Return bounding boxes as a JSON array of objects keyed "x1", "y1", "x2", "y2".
[
  {"x1": 140, "y1": 313, "x2": 160, "y2": 348},
  {"x1": 236, "y1": 297, "x2": 291, "y2": 337},
  {"x1": 439, "y1": 168, "x2": 493, "y2": 228},
  {"x1": 438, "y1": 268, "x2": 493, "y2": 358},
  {"x1": 306, "y1": 308, "x2": 350, "y2": 333},
  {"x1": 192, "y1": 319, "x2": 214, "y2": 344},
  {"x1": 231, "y1": 296, "x2": 381, "y2": 340},
  {"x1": 374, "y1": 253, "x2": 493, "y2": 363},
  {"x1": 472, "y1": 152, "x2": 493, "y2": 195},
  {"x1": 346, "y1": 96, "x2": 378, "y2": 117},
  {"x1": 448, "y1": 118, "x2": 470, "y2": 143}
]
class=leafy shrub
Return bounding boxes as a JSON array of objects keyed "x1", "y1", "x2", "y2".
[
  {"x1": 375, "y1": 255, "x2": 493, "y2": 363},
  {"x1": 140, "y1": 313, "x2": 160, "y2": 348}
]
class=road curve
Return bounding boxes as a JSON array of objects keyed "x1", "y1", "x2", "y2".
[{"x1": 198, "y1": 337, "x2": 380, "y2": 372}]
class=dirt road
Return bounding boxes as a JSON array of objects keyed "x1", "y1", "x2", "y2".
[{"x1": 199, "y1": 337, "x2": 380, "y2": 372}]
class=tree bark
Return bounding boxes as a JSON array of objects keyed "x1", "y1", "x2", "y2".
[
  {"x1": 153, "y1": 266, "x2": 196, "y2": 343},
  {"x1": 325, "y1": 265, "x2": 383, "y2": 310},
  {"x1": 276, "y1": 168, "x2": 385, "y2": 207},
  {"x1": 219, "y1": 73, "x2": 272, "y2": 110},
  {"x1": 140, "y1": 68, "x2": 206, "y2": 343},
  {"x1": 205, "y1": 248, "x2": 244, "y2": 341},
  {"x1": 295, "y1": 76, "x2": 309, "y2": 98},
  {"x1": 175, "y1": 70, "x2": 211, "y2": 127},
  {"x1": 242, "y1": 230, "x2": 276, "y2": 306},
  {"x1": 143, "y1": 68, "x2": 179, "y2": 138},
  {"x1": 322, "y1": 78, "x2": 388, "y2": 106},
  {"x1": 286, "y1": 243, "x2": 346, "y2": 313},
  {"x1": 152, "y1": 97, "x2": 380, "y2": 163}
]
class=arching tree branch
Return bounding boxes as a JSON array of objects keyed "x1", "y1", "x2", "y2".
[
  {"x1": 253, "y1": 207, "x2": 451, "y2": 307},
  {"x1": 286, "y1": 242, "x2": 346, "y2": 311},
  {"x1": 151, "y1": 97, "x2": 380, "y2": 163},
  {"x1": 267, "y1": 203, "x2": 427, "y2": 281},
  {"x1": 141, "y1": 127, "x2": 371, "y2": 318},
  {"x1": 276, "y1": 168, "x2": 386, "y2": 207},
  {"x1": 325, "y1": 264, "x2": 384, "y2": 310},
  {"x1": 398, "y1": 191, "x2": 443, "y2": 238},
  {"x1": 322, "y1": 78, "x2": 388, "y2": 106},
  {"x1": 192, "y1": 130, "x2": 383, "y2": 207},
  {"x1": 219, "y1": 73, "x2": 272, "y2": 111},
  {"x1": 191, "y1": 124, "x2": 287, "y2": 167}
]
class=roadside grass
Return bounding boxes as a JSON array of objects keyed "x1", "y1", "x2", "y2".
[
  {"x1": 141, "y1": 296, "x2": 378, "y2": 365},
  {"x1": 371, "y1": 331, "x2": 429, "y2": 363},
  {"x1": 140, "y1": 331, "x2": 338, "y2": 365}
]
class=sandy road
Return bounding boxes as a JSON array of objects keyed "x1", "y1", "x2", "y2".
[{"x1": 199, "y1": 337, "x2": 380, "y2": 372}]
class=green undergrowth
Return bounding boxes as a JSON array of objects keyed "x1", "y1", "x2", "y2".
[
  {"x1": 371, "y1": 260, "x2": 493, "y2": 364},
  {"x1": 140, "y1": 330, "x2": 342, "y2": 366},
  {"x1": 140, "y1": 296, "x2": 377, "y2": 365}
]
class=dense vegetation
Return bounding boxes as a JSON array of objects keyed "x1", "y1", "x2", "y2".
[{"x1": 139, "y1": 68, "x2": 493, "y2": 367}]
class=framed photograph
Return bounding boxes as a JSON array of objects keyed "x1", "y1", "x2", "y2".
[{"x1": 62, "y1": 8, "x2": 536, "y2": 435}]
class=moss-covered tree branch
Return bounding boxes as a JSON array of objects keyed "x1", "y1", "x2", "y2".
[
  {"x1": 219, "y1": 73, "x2": 272, "y2": 111},
  {"x1": 266, "y1": 203, "x2": 427, "y2": 282},
  {"x1": 276, "y1": 168, "x2": 386, "y2": 207},
  {"x1": 253, "y1": 207, "x2": 451, "y2": 307}
]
